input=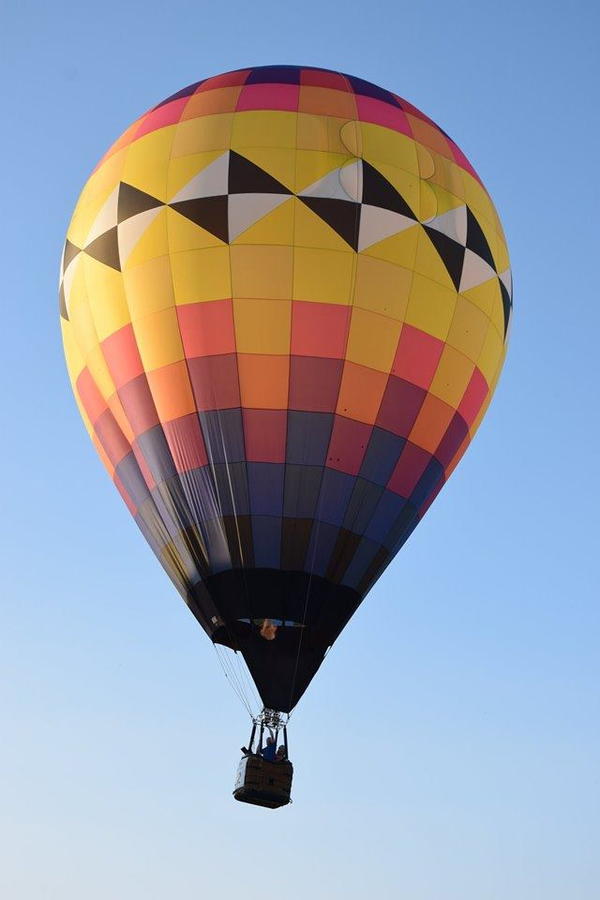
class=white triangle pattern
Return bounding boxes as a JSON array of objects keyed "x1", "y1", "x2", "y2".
[
  {"x1": 427, "y1": 205, "x2": 468, "y2": 246},
  {"x1": 358, "y1": 205, "x2": 416, "y2": 251},
  {"x1": 170, "y1": 151, "x2": 230, "y2": 202},
  {"x1": 339, "y1": 161, "x2": 363, "y2": 202},
  {"x1": 459, "y1": 248, "x2": 497, "y2": 292},
  {"x1": 62, "y1": 253, "x2": 82, "y2": 320},
  {"x1": 86, "y1": 185, "x2": 119, "y2": 245},
  {"x1": 499, "y1": 266, "x2": 512, "y2": 299},
  {"x1": 228, "y1": 194, "x2": 291, "y2": 241},
  {"x1": 118, "y1": 208, "x2": 163, "y2": 268},
  {"x1": 299, "y1": 166, "x2": 357, "y2": 202}
]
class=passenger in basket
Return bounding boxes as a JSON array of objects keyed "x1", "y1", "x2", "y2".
[{"x1": 260, "y1": 735, "x2": 277, "y2": 762}]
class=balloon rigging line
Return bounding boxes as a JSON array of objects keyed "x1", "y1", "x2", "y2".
[{"x1": 213, "y1": 643, "x2": 254, "y2": 717}]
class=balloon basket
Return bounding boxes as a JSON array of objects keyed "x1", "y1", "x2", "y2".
[
  {"x1": 232, "y1": 709, "x2": 293, "y2": 808},
  {"x1": 233, "y1": 755, "x2": 293, "y2": 809}
]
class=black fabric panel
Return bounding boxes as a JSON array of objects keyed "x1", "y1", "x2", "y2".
[
  {"x1": 195, "y1": 568, "x2": 362, "y2": 711},
  {"x1": 280, "y1": 517, "x2": 313, "y2": 570}
]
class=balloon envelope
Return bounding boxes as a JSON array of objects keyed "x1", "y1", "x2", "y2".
[{"x1": 60, "y1": 66, "x2": 511, "y2": 712}]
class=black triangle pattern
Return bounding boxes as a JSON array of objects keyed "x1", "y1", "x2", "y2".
[
  {"x1": 465, "y1": 207, "x2": 496, "y2": 269},
  {"x1": 61, "y1": 155, "x2": 504, "y2": 315},
  {"x1": 423, "y1": 226, "x2": 466, "y2": 291},
  {"x1": 62, "y1": 238, "x2": 81, "y2": 275},
  {"x1": 362, "y1": 161, "x2": 416, "y2": 219},
  {"x1": 498, "y1": 278, "x2": 512, "y2": 338},
  {"x1": 228, "y1": 151, "x2": 291, "y2": 195},
  {"x1": 170, "y1": 196, "x2": 230, "y2": 243},
  {"x1": 299, "y1": 198, "x2": 361, "y2": 250},
  {"x1": 84, "y1": 226, "x2": 121, "y2": 271},
  {"x1": 118, "y1": 183, "x2": 164, "y2": 223}
]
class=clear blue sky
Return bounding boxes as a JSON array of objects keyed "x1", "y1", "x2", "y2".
[{"x1": 2, "y1": 1, "x2": 599, "y2": 898}]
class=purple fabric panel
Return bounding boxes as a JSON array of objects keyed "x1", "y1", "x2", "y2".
[
  {"x1": 318, "y1": 468, "x2": 356, "y2": 527},
  {"x1": 248, "y1": 463, "x2": 285, "y2": 517},
  {"x1": 251, "y1": 516, "x2": 282, "y2": 569}
]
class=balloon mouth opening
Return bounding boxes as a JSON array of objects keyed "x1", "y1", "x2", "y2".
[{"x1": 237, "y1": 618, "x2": 306, "y2": 629}]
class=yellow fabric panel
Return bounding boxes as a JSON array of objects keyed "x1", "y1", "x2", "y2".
[
  {"x1": 294, "y1": 150, "x2": 349, "y2": 192},
  {"x1": 132, "y1": 307, "x2": 185, "y2": 371},
  {"x1": 230, "y1": 245, "x2": 293, "y2": 299},
  {"x1": 358, "y1": 123, "x2": 419, "y2": 174},
  {"x1": 61, "y1": 318, "x2": 86, "y2": 384},
  {"x1": 121, "y1": 127, "x2": 177, "y2": 199},
  {"x1": 346, "y1": 307, "x2": 402, "y2": 373},
  {"x1": 339, "y1": 120, "x2": 362, "y2": 156},
  {"x1": 427, "y1": 153, "x2": 466, "y2": 202},
  {"x1": 354, "y1": 255, "x2": 412, "y2": 320},
  {"x1": 446, "y1": 295, "x2": 490, "y2": 362},
  {"x1": 171, "y1": 246, "x2": 231, "y2": 304},
  {"x1": 460, "y1": 278, "x2": 499, "y2": 317},
  {"x1": 231, "y1": 111, "x2": 298, "y2": 150},
  {"x1": 429, "y1": 344, "x2": 475, "y2": 408},
  {"x1": 477, "y1": 323, "x2": 504, "y2": 384},
  {"x1": 415, "y1": 143, "x2": 435, "y2": 179},
  {"x1": 293, "y1": 247, "x2": 355, "y2": 305},
  {"x1": 69, "y1": 292, "x2": 99, "y2": 359},
  {"x1": 233, "y1": 298, "x2": 292, "y2": 354},
  {"x1": 123, "y1": 254, "x2": 176, "y2": 320},
  {"x1": 171, "y1": 114, "x2": 234, "y2": 156},
  {"x1": 419, "y1": 181, "x2": 438, "y2": 222},
  {"x1": 232, "y1": 198, "x2": 295, "y2": 246},
  {"x1": 77, "y1": 146, "x2": 127, "y2": 206},
  {"x1": 405, "y1": 272, "x2": 457, "y2": 341},
  {"x1": 65, "y1": 254, "x2": 89, "y2": 316},
  {"x1": 85, "y1": 262, "x2": 131, "y2": 342},
  {"x1": 296, "y1": 114, "x2": 348, "y2": 153}
]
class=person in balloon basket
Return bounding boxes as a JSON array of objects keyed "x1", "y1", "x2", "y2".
[{"x1": 260, "y1": 735, "x2": 277, "y2": 762}]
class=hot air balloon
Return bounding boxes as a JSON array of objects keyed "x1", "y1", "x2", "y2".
[{"x1": 60, "y1": 66, "x2": 511, "y2": 808}]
